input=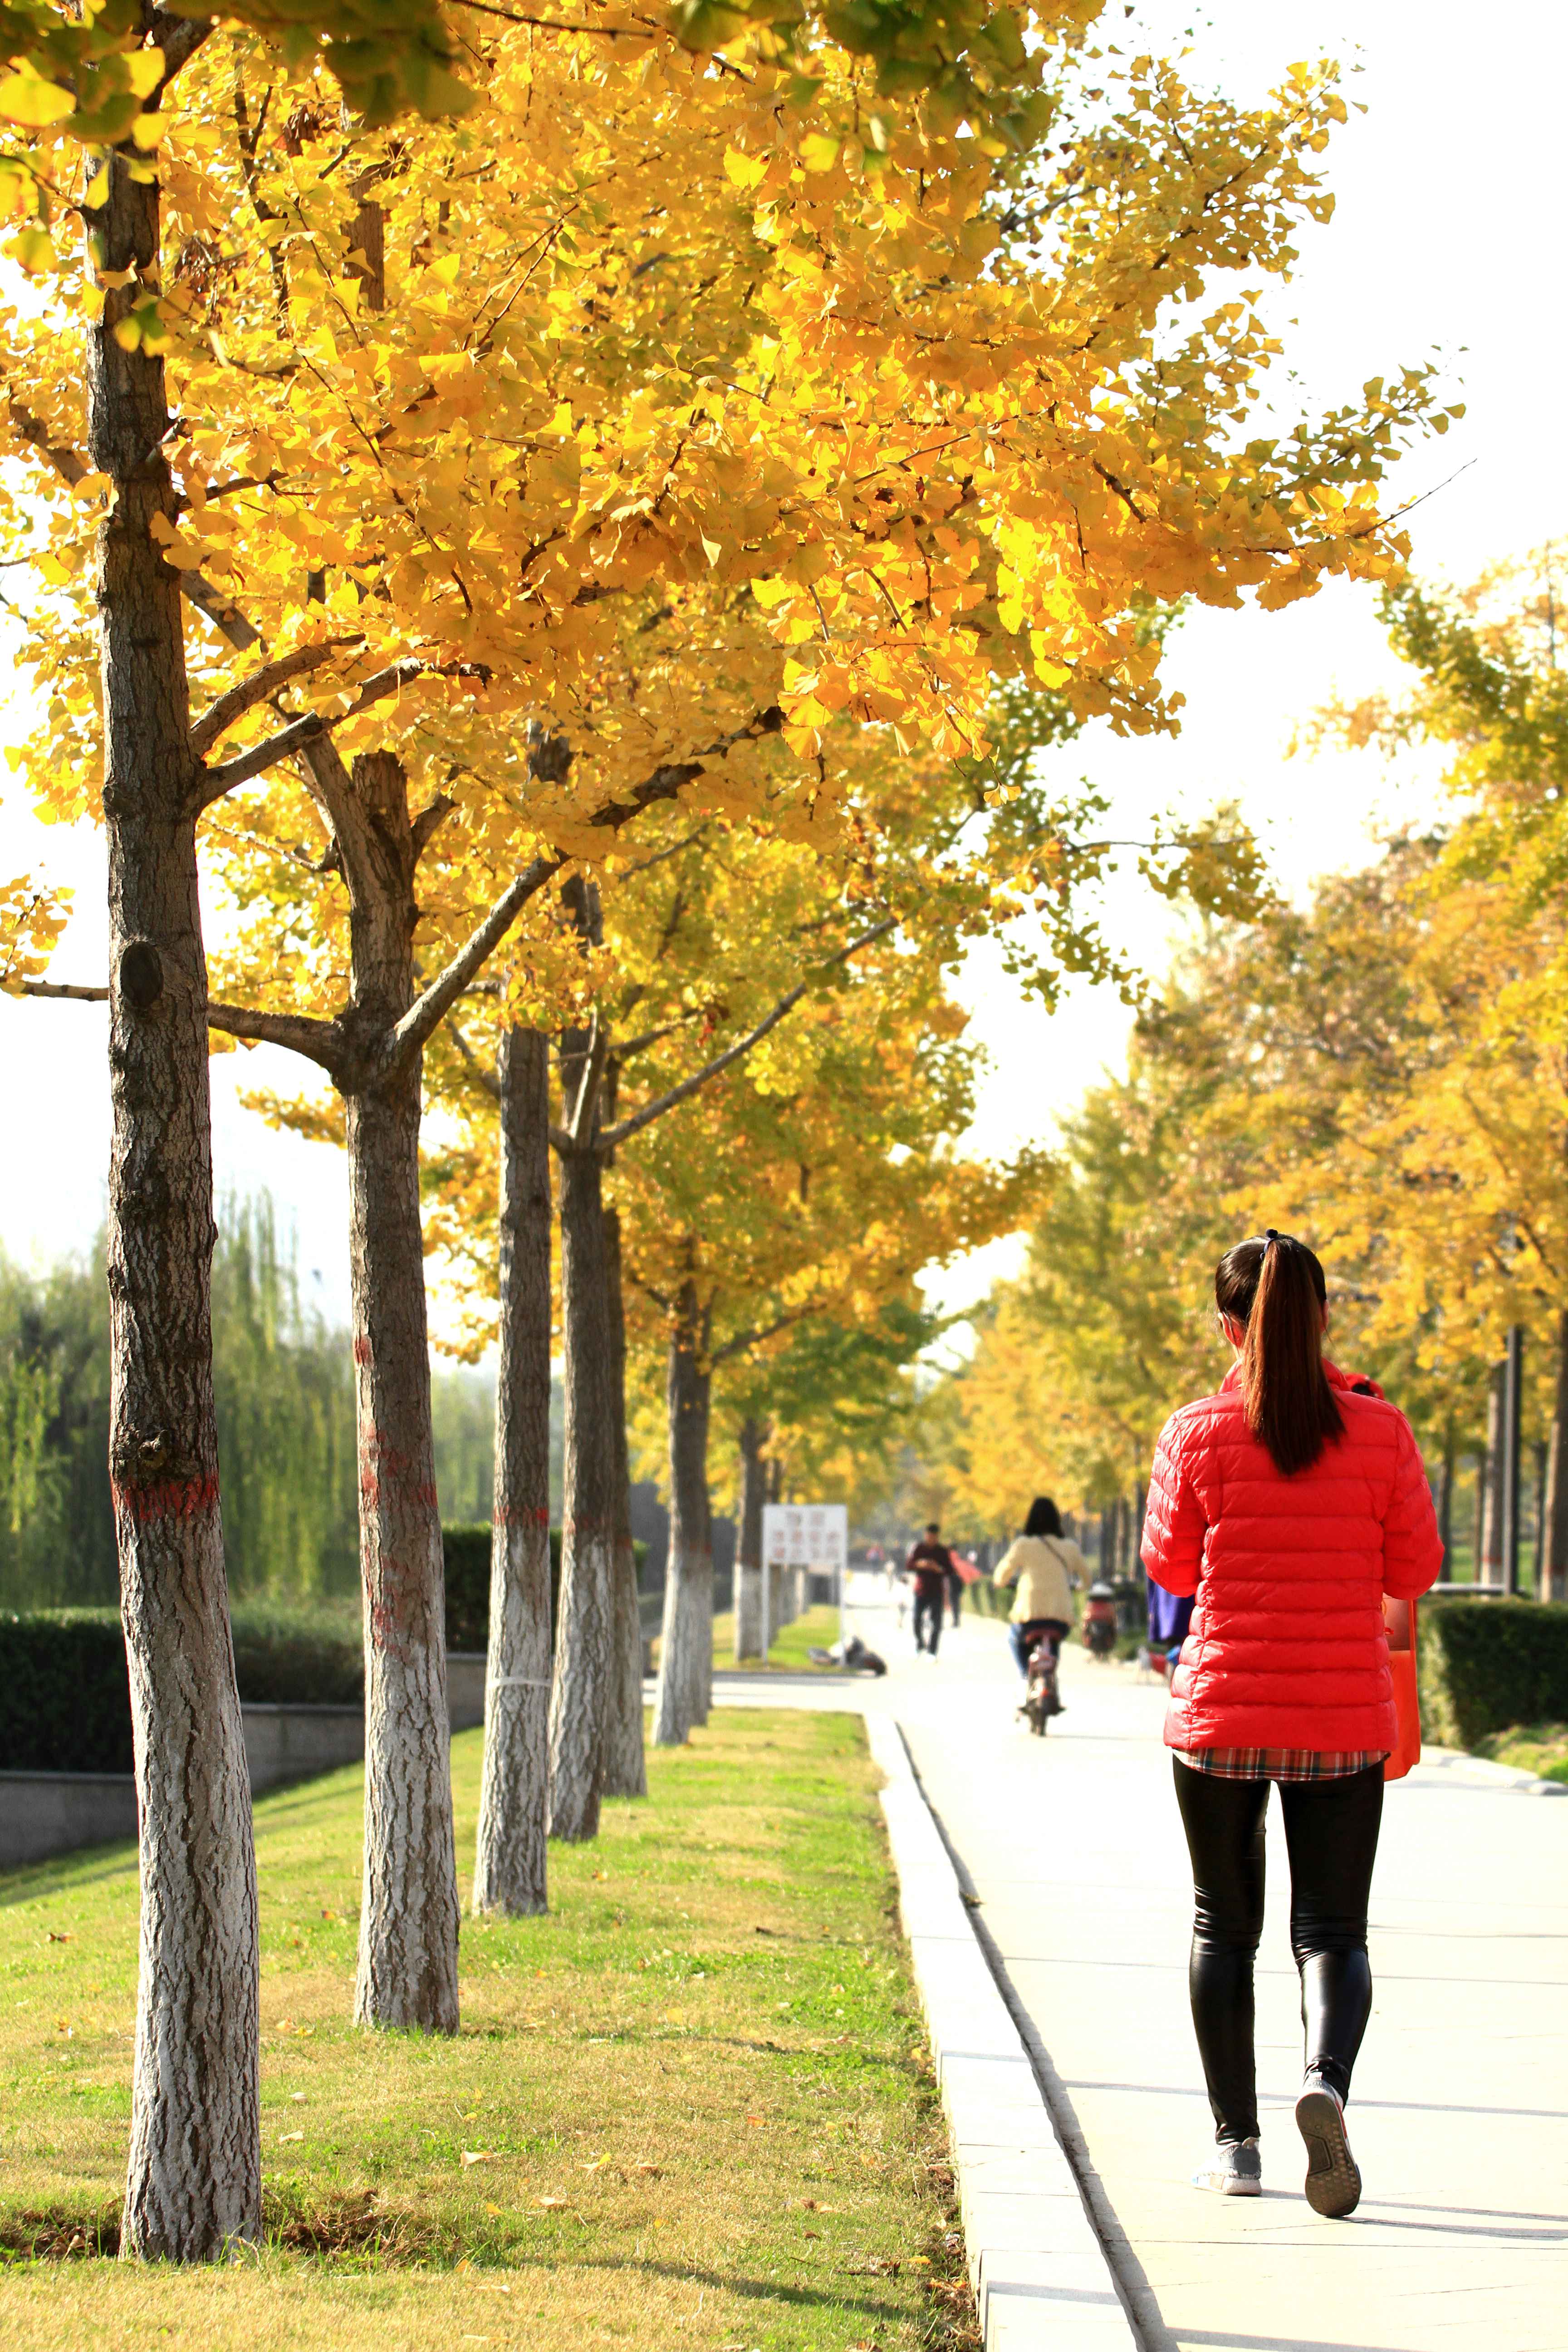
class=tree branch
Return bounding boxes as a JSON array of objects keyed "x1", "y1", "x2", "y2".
[
  {"x1": 206, "y1": 998, "x2": 347, "y2": 1073},
  {"x1": 373, "y1": 854, "x2": 562, "y2": 1088},
  {"x1": 196, "y1": 657, "x2": 432, "y2": 809},
  {"x1": 190, "y1": 638, "x2": 362, "y2": 756},
  {"x1": 710, "y1": 1308, "x2": 809, "y2": 1367},
  {"x1": 199, "y1": 713, "x2": 330, "y2": 804},
  {"x1": 446, "y1": 1017, "x2": 501, "y2": 1102},
  {"x1": 16, "y1": 979, "x2": 107, "y2": 1001},
  {"x1": 598, "y1": 917, "x2": 896, "y2": 1151}
]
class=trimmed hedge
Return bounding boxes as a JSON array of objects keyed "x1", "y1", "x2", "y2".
[
  {"x1": 0, "y1": 1610, "x2": 134, "y2": 1774},
  {"x1": 2, "y1": 1530, "x2": 647, "y2": 1772},
  {"x1": 442, "y1": 1525, "x2": 647, "y2": 1650},
  {"x1": 1419, "y1": 1597, "x2": 1568, "y2": 1751}
]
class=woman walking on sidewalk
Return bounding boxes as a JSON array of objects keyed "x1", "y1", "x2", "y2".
[{"x1": 1142, "y1": 1232, "x2": 1441, "y2": 2216}]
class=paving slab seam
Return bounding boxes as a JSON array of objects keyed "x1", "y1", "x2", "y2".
[{"x1": 868, "y1": 1711, "x2": 1143, "y2": 2352}]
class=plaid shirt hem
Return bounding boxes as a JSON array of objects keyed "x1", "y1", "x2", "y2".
[{"x1": 1175, "y1": 1747, "x2": 1387, "y2": 1783}]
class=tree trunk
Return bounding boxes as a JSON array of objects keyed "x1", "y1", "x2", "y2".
[
  {"x1": 473, "y1": 1027, "x2": 553, "y2": 1916},
  {"x1": 1436, "y1": 1426, "x2": 1455, "y2": 1581},
  {"x1": 1543, "y1": 1312, "x2": 1568, "y2": 1602},
  {"x1": 734, "y1": 1417, "x2": 766, "y2": 1661},
  {"x1": 1534, "y1": 1437, "x2": 1548, "y2": 1597},
  {"x1": 1480, "y1": 1362, "x2": 1505, "y2": 1584},
  {"x1": 652, "y1": 1279, "x2": 713, "y2": 1746},
  {"x1": 92, "y1": 141, "x2": 260, "y2": 2260},
  {"x1": 599, "y1": 1204, "x2": 647, "y2": 1800},
  {"x1": 548, "y1": 1140, "x2": 616, "y2": 1841},
  {"x1": 300, "y1": 748, "x2": 460, "y2": 2034}
]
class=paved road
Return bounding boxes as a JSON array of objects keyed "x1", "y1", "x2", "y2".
[{"x1": 719, "y1": 1576, "x2": 1568, "y2": 2352}]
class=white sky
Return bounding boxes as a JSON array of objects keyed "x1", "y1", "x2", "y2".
[{"x1": 3, "y1": 0, "x2": 1564, "y2": 1345}]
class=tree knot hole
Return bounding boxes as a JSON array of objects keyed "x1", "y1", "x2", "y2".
[{"x1": 118, "y1": 938, "x2": 164, "y2": 1012}]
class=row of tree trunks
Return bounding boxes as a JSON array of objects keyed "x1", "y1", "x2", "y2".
[
  {"x1": 473, "y1": 1026, "x2": 554, "y2": 1916},
  {"x1": 651, "y1": 1278, "x2": 714, "y2": 1746},
  {"x1": 91, "y1": 132, "x2": 262, "y2": 2259}
]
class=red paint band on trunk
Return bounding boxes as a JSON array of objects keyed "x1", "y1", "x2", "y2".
[
  {"x1": 494, "y1": 1504, "x2": 549, "y2": 1528},
  {"x1": 113, "y1": 1473, "x2": 220, "y2": 1523}
]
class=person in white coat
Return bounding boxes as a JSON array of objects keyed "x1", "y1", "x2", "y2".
[{"x1": 993, "y1": 1497, "x2": 1083, "y2": 1677}]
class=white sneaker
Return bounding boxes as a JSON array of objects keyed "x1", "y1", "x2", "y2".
[{"x1": 1191, "y1": 2138, "x2": 1261, "y2": 2195}]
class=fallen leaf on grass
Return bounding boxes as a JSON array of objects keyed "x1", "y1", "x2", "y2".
[
  {"x1": 47, "y1": 1931, "x2": 72, "y2": 1943},
  {"x1": 580, "y1": 2156, "x2": 611, "y2": 2172},
  {"x1": 751, "y1": 1924, "x2": 777, "y2": 1936},
  {"x1": 476, "y1": 2284, "x2": 512, "y2": 2295},
  {"x1": 635, "y1": 2162, "x2": 662, "y2": 2177},
  {"x1": 539, "y1": 2196, "x2": 568, "y2": 2210},
  {"x1": 276, "y1": 2132, "x2": 304, "y2": 2145},
  {"x1": 289, "y1": 2092, "x2": 306, "y2": 2104},
  {"x1": 460, "y1": 2151, "x2": 494, "y2": 2168},
  {"x1": 803, "y1": 2230, "x2": 820, "y2": 2241},
  {"x1": 745, "y1": 2115, "x2": 765, "y2": 2127}
]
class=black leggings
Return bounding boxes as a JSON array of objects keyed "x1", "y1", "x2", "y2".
[{"x1": 1172, "y1": 1760, "x2": 1384, "y2": 2146}]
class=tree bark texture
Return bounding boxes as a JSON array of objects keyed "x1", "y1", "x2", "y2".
[
  {"x1": 473, "y1": 1027, "x2": 554, "y2": 1916},
  {"x1": 1480, "y1": 1362, "x2": 1505, "y2": 1583},
  {"x1": 330, "y1": 751, "x2": 458, "y2": 2032},
  {"x1": 734, "y1": 1417, "x2": 766, "y2": 1661},
  {"x1": 652, "y1": 1280, "x2": 713, "y2": 1747},
  {"x1": 1543, "y1": 1312, "x2": 1568, "y2": 1602},
  {"x1": 90, "y1": 141, "x2": 261, "y2": 2260},
  {"x1": 548, "y1": 1140, "x2": 617, "y2": 1841},
  {"x1": 599, "y1": 1205, "x2": 647, "y2": 1800}
]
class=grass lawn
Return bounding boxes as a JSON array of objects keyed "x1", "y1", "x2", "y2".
[
  {"x1": 0, "y1": 1709, "x2": 975, "y2": 2352},
  {"x1": 709, "y1": 1603, "x2": 848, "y2": 1673}
]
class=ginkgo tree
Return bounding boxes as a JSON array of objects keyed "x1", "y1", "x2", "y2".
[{"x1": 0, "y1": 0, "x2": 1442, "y2": 2262}]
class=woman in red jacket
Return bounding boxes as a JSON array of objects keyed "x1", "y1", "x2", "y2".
[{"x1": 1142, "y1": 1230, "x2": 1442, "y2": 2218}]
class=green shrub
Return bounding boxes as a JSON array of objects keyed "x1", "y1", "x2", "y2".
[
  {"x1": 228, "y1": 1601, "x2": 361, "y2": 1707},
  {"x1": 0, "y1": 1610, "x2": 132, "y2": 1773},
  {"x1": 1419, "y1": 1597, "x2": 1568, "y2": 1751}
]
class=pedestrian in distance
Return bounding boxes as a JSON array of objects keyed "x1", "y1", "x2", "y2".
[
  {"x1": 946, "y1": 1551, "x2": 965, "y2": 1629},
  {"x1": 904, "y1": 1522, "x2": 955, "y2": 1656},
  {"x1": 1142, "y1": 1230, "x2": 1442, "y2": 2217},
  {"x1": 994, "y1": 1497, "x2": 1083, "y2": 1690}
]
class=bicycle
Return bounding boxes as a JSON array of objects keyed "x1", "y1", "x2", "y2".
[{"x1": 1017, "y1": 1617, "x2": 1068, "y2": 1737}]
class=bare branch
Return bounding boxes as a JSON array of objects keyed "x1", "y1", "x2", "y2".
[
  {"x1": 446, "y1": 1018, "x2": 501, "y2": 1102},
  {"x1": 177, "y1": 567, "x2": 265, "y2": 653},
  {"x1": 411, "y1": 793, "x2": 456, "y2": 862},
  {"x1": 374, "y1": 854, "x2": 562, "y2": 1086},
  {"x1": 190, "y1": 638, "x2": 361, "y2": 756},
  {"x1": 568, "y1": 1009, "x2": 608, "y2": 1147},
  {"x1": 206, "y1": 998, "x2": 346, "y2": 1073},
  {"x1": 598, "y1": 917, "x2": 896, "y2": 1151},
  {"x1": 16, "y1": 979, "x2": 107, "y2": 1002}
]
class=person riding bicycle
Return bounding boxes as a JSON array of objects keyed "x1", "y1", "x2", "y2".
[{"x1": 994, "y1": 1498, "x2": 1083, "y2": 1681}]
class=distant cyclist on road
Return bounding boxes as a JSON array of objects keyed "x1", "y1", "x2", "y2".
[
  {"x1": 903, "y1": 1523, "x2": 955, "y2": 1656},
  {"x1": 994, "y1": 1498, "x2": 1083, "y2": 1685}
]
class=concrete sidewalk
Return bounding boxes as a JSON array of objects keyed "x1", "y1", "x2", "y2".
[{"x1": 720, "y1": 1577, "x2": 1568, "y2": 2352}]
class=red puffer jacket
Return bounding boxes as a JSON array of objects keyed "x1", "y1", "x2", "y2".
[{"x1": 1142, "y1": 1362, "x2": 1443, "y2": 1753}]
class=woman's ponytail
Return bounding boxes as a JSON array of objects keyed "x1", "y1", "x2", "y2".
[{"x1": 1215, "y1": 1231, "x2": 1343, "y2": 1476}]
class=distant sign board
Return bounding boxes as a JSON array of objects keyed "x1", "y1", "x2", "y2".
[{"x1": 761, "y1": 1503, "x2": 847, "y2": 1572}]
